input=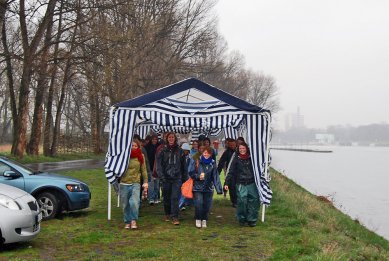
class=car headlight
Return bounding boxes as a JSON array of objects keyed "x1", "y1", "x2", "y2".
[
  {"x1": 0, "y1": 194, "x2": 22, "y2": 210},
  {"x1": 66, "y1": 184, "x2": 84, "y2": 192}
]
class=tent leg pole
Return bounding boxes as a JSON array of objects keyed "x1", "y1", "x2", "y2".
[
  {"x1": 108, "y1": 182, "x2": 111, "y2": 220},
  {"x1": 117, "y1": 194, "x2": 120, "y2": 207},
  {"x1": 261, "y1": 204, "x2": 265, "y2": 222}
]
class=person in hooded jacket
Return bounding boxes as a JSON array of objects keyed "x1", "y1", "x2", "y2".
[
  {"x1": 224, "y1": 142, "x2": 260, "y2": 227},
  {"x1": 156, "y1": 132, "x2": 188, "y2": 225},
  {"x1": 189, "y1": 147, "x2": 222, "y2": 228}
]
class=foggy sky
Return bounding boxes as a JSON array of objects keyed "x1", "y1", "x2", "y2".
[{"x1": 215, "y1": 0, "x2": 389, "y2": 129}]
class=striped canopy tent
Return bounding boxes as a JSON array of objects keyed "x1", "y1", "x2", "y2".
[{"x1": 105, "y1": 78, "x2": 273, "y2": 219}]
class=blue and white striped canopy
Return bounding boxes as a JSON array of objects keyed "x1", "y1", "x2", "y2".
[{"x1": 105, "y1": 78, "x2": 272, "y2": 205}]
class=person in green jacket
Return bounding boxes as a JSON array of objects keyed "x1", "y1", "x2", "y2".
[{"x1": 120, "y1": 140, "x2": 148, "y2": 229}]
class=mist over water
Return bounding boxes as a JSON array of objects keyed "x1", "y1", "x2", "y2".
[{"x1": 270, "y1": 146, "x2": 389, "y2": 240}]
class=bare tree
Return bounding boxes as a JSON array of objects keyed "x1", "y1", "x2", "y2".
[
  {"x1": 5, "y1": 0, "x2": 57, "y2": 158},
  {"x1": 27, "y1": 3, "x2": 56, "y2": 155},
  {"x1": 1, "y1": 0, "x2": 278, "y2": 158},
  {"x1": 246, "y1": 71, "x2": 279, "y2": 112}
]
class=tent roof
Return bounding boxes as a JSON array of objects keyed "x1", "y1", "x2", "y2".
[{"x1": 115, "y1": 78, "x2": 269, "y2": 113}]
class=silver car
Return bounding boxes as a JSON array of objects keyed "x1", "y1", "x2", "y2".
[{"x1": 0, "y1": 183, "x2": 41, "y2": 245}]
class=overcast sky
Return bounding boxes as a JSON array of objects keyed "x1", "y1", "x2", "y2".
[{"x1": 215, "y1": 0, "x2": 389, "y2": 129}]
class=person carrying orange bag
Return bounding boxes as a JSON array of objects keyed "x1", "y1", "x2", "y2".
[
  {"x1": 188, "y1": 147, "x2": 222, "y2": 228},
  {"x1": 181, "y1": 177, "x2": 194, "y2": 199}
]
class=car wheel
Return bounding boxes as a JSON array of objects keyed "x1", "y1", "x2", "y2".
[{"x1": 37, "y1": 192, "x2": 58, "y2": 220}]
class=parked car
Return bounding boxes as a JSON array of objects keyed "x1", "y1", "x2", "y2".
[
  {"x1": 0, "y1": 156, "x2": 91, "y2": 220},
  {"x1": 0, "y1": 183, "x2": 41, "y2": 245}
]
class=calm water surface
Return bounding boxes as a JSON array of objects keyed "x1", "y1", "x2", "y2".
[{"x1": 270, "y1": 146, "x2": 389, "y2": 240}]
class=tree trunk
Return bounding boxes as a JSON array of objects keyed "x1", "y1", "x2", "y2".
[
  {"x1": 0, "y1": 0, "x2": 6, "y2": 33},
  {"x1": 27, "y1": 15, "x2": 54, "y2": 155},
  {"x1": 1, "y1": 22, "x2": 17, "y2": 143},
  {"x1": 12, "y1": 61, "x2": 33, "y2": 158},
  {"x1": 51, "y1": 73, "x2": 67, "y2": 156},
  {"x1": 43, "y1": 0, "x2": 63, "y2": 156},
  {"x1": 89, "y1": 91, "x2": 103, "y2": 154}
]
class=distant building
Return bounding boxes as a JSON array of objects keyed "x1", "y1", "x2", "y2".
[
  {"x1": 315, "y1": 133, "x2": 335, "y2": 144},
  {"x1": 285, "y1": 107, "x2": 305, "y2": 130}
]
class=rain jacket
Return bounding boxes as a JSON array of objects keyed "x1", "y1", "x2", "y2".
[{"x1": 188, "y1": 158, "x2": 222, "y2": 194}]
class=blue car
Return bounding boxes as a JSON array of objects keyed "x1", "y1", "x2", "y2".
[{"x1": 0, "y1": 156, "x2": 91, "y2": 220}]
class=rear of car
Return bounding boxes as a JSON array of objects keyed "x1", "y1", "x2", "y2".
[{"x1": 0, "y1": 184, "x2": 41, "y2": 244}]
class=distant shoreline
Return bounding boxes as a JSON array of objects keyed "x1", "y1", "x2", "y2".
[{"x1": 270, "y1": 147, "x2": 333, "y2": 153}]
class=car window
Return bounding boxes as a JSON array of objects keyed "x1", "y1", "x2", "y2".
[{"x1": 0, "y1": 162, "x2": 12, "y2": 176}]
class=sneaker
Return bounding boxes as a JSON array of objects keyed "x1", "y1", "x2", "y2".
[
  {"x1": 201, "y1": 220, "x2": 207, "y2": 228},
  {"x1": 130, "y1": 220, "x2": 138, "y2": 229},
  {"x1": 124, "y1": 223, "x2": 130, "y2": 229},
  {"x1": 248, "y1": 222, "x2": 256, "y2": 227},
  {"x1": 195, "y1": 219, "x2": 201, "y2": 228},
  {"x1": 149, "y1": 200, "x2": 155, "y2": 206},
  {"x1": 172, "y1": 218, "x2": 180, "y2": 225},
  {"x1": 180, "y1": 206, "x2": 186, "y2": 211},
  {"x1": 164, "y1": 215, "x2": 170, "y2": 222}
]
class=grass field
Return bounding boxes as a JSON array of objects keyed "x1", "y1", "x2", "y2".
[{"x1": 1, "y1": 168, "x2": 388, "y2": 260}]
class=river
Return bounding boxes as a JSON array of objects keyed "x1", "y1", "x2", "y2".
[{"x1": 270, "y1": 145, "x2": 389, "y2": 240}]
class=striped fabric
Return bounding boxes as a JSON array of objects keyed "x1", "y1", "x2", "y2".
[
  {"x1": 135, "y1": 124, "x2": 151, "y2": 139},
  {"x1": 224, "y1": 126, "x2": 239, "y2": 140},
  {"x1": 104, "y1": 78, "x2": 272, "y2": 205},
  {"x1": 246, "y1": 113, "x2": 273, "y2": 205},
  {"x1": 105, "y1": 108, "x2": 137, "y2": 183}
]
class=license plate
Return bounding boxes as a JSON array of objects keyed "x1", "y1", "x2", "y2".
[{"x1": 36, "y1": 212, "x2": 43, "y2": 223}]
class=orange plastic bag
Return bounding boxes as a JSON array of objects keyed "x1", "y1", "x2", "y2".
[{"x1": 181, "y1": 178, "x2": 194, "y2": 199}]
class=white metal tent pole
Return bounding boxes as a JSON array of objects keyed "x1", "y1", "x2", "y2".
[
  {"x1": 108, "y1": 182, "x2": 111, "y2": 220},
  {"x1": 261, "y1": 112, "x2": 272, "y2": 222},
  {"x1": 117, "y1": 194, "x2": 120, "y2": 207},
  {"x1": 261, "y1": 204, "x2": 265, "y2": 222}
]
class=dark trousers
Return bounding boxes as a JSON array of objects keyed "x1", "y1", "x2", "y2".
[
  {"x1": 194, "y1": 191, "x2": 213, "y2": 221},
  {"x1": 228, "y1": 177, "x2": 237, "y2": 205},
  {"x1": 236, "y1": 183, "x2": 260, "y2": 224},
  {"x1": 162, "y1": 180, "x2": 180, "y2": 218}
]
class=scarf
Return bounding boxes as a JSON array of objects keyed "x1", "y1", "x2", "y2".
[
  {"x1": 168, "y1": 144, "x2": 177, "y2": 150},
  {"x1": 200, "y1": 155, "x2": 213, "y2": 165},
  {"x1": 130, "y1": 147, "x2": 144, "y2": 165},
  {"x1": 239, "y1": 152, "x2": 250, "y2": 161}
]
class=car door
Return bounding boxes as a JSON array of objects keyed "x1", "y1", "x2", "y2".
[{"x1": 0, "y1": 161, "x2": 25, "y2": 191}]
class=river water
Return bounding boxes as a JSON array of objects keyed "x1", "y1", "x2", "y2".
[{"x1": 270, "y1": 145, "x2": 389, "y2": 240}]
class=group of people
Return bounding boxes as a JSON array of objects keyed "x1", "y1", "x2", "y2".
[{"x1": 113, "y1": 132, "x2": 261, "y2": 229}]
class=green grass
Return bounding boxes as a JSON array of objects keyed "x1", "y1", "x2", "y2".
[
  {"x1": 0, "y1": 152, "x2": 104, "y2": 164},
  {"x1": 1, "y1": 168, "x2": 388, "y2": 260}
]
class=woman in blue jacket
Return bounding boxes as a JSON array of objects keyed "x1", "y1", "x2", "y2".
[{"x1": 189, "y1": 147, "x2": 222, "y2": 228}]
